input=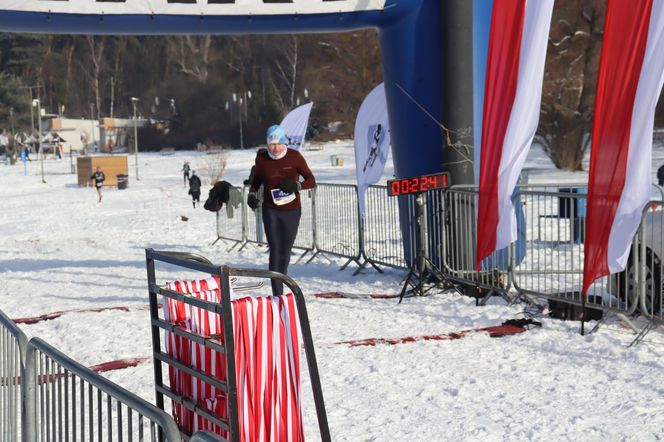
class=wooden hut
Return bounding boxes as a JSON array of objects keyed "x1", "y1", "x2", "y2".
[{"x1": 77, "y1": 156, "x2": 129, "y2": 187}]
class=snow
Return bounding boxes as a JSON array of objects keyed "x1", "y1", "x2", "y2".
[{"x1": 2, "y1": 141, "x2": 664, "y2": 441}]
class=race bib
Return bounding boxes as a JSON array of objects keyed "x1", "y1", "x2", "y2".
[{"x1": 271, "y1": 188, "x2": 296, "y2": 206}]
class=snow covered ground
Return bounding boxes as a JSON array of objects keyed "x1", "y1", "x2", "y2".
[{"x1": 2, "y1": 141, "x2": 664, "y2": 441}]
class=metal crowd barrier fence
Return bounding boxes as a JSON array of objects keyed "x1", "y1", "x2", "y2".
[
  {"x1": 28, "y1": 337, "x2": 182, "y2": 442},
  {"x1": 293, "y1": 187, "x2": 316, "y2": 258},
  {"x1": 190, "y1": 430, "x2": 225, "y2": 441},
  {"x1": 636, "y1": 201, "x2": 664, "y2": 326},
  {"x1": 362, "y1": 185, "x2": 415, "y2": 269},
  {"x1": 513, "y1": 189, "x2": 638, "y2": 315},
  {"x1": 439, "y1": 187, "x2": 513, "y2": 297},
  {"x1": 1, "y1": 309, "x2": 32, "y2": 442},
  {"x1": 213, "y1": 186, "x2": 245, "y2": 250},
  {"x1": 145, "y1": 249, "x2": 331, "y2": 442},
  {"x1": 242, "y1": 185, "x2": 265, "y2": 247},
  {"x1": 309, "y1": 183, "x2": 362, "y2": 268}
]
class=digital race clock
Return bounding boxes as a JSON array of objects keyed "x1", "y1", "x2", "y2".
[{"x1": 386, "y1": 172, "x2": 451, "y2": 196}]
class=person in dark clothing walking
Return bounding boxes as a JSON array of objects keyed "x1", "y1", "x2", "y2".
[
  {"x1": 188, "y1": 171, "x2": 202, "y2": 208},
  {"x1": 182, "y1": 161, "x2": 191, "y2": 186},
  {"x1": 248, "y1": 125, "x2": 316, "y2": 296},
  {"x1": 90, "y1": 166, "x2": 105, "y2": 203}
]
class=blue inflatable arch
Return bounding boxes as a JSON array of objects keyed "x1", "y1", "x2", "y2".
[{"x1": 0, "y1": 0, "x2": 446, "y2": 181}]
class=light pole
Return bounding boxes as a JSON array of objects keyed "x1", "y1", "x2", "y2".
[
  {"x1": 131, "y1": 97, "x2": 140, "y2": 181},
  {"x1": 32, "y1": 98, "x2": 45, "y2": 183},
  {"x1": 167, "y1": 98, "x2": 176, "y2": 115},
  {"x1": 9, "y1": 107, "x2": 15, "y2": 134},
  {"x1": 19, "y1": 85, "x2": 42, "y2": 134},
  {"x1": 232, "y1": 90, "x2": 251, "y2": 149}
]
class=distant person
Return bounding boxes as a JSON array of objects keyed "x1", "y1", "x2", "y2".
[
  {"x1": 22, "y1": 147, "x2": 31, "y2": 161},
  {"x1": 657, "y1": 164, "x2": 664, "y2": 186},
  {"x1": 182, "y1": 161, "x2": 191, "y2": 186},
  {"x1": 247, "y1": 124, "x2": 316, "y2": 296},
  {"x1": 188, "y1": 170, "x2": 202, "y2": 208},
  {"x1": 90, "y1": 166, "x2": 105, "y2": 203}
]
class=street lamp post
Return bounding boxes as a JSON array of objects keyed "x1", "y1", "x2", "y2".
[
  {"x1": 232, "y1": 90, "x2": 251, "y2": 149},
  {"x1": 9, "y1": 107, "x2": 15, "y2": 134},
  {"x1": 32, "y1": 99, "x2": 45, "y2": 183},
  {"x1": 131, "y1": 97, "x2": 140, "y2": 181}
]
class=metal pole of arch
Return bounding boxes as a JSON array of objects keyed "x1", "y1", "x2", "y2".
[
  {"x1": 32, "y1": 99, "x2": 45, "y2": 183},
  {"x1": 441, "y1": 0, "x2": 475, "y2": 278}
]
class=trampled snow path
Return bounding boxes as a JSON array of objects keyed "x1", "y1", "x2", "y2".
[{"x1": 1, "y1": 143, "x2": 664, "y2": 441}]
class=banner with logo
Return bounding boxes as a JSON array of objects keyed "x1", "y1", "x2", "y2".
[
  {"x1": 354, "y1": 83, "x2": 391, "y2": 216},
  {"x1": 280, "y1": 102, "x2": 313, "y2": 151}
]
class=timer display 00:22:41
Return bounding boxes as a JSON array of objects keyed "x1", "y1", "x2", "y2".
[{"x1": 386, "y1": 172, "x2": 449, "y2": 196}]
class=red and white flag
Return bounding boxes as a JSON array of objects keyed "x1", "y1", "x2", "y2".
[
  {"x1": 583, "y1": 0, "x2": 664, "y2": 293},
  {"x1": 476, "y1": 0, "x2": 554, "y2": 270}
]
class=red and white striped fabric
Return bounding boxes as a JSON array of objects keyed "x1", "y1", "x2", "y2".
[
  {"x1": 187, "y1": 289, "x2": 227, "y2": 434},
  {"x1": 583, "y1": 0, "x2": 664, "y2": 293},
  {"x1": 476, "y1": 0, "x2": 554, "y2": 270},
  {"x1": 163, "y1": 278, "x2": 304, "y2": 441},
  {"x1": 167, "y1": 276, "x2": 219, "y2": 294},
  {"x1": 163, "y1": 277, "x2": 219, "y2": 434},
  {"x1": 231, "y1": 294, "x2": 304, "y2": 442}
]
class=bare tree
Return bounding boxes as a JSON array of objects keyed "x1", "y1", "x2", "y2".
[
  {"x1": 269, "y1": 35, "x2": 300, "y2": 115},
  {"x1": 84, "y1": 35, "x2": 106, "y2": 120},
  {"x1": 537, "y1": 1, "x2": 604, "y2": 171},
  {"x1": 168, "y1": 35, "x2": 212, "y2": 83},
  {"x1": 199, "y1": 150, "x2": 227, "y2": 185}
]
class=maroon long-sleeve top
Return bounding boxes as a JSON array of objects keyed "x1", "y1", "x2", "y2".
[{"x1": 249, "y1": 149, "x2": 316, "y2": 211}]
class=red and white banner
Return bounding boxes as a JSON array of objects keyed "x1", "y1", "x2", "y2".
[
  {"x1": 163, "y1": 279, "x2": 304, "y2": 441},
  {"x1": 476, "y1": 0, "x2": 554, "y2": 270},
  {"x1": 583, "y1": 0, "x2": 664, "y2": 293}
]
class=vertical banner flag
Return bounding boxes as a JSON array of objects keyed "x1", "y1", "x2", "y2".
[
  {"x1": 280, "y1": 101, "x2": 313, "y2": 151},
  {"x1": 582, "y1": 0, "x2": 664, "y2": 293},
  {"x1": 354, "y1": 83, "x2": 391, "y2": 215},
  {"x1": 476, "y1": 0, "x2": 554, "y2": 270}
]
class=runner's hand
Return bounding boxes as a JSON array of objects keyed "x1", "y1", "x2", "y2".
[
  {"x1": 279, "y1": 178, "x2": 301, "y2": 193},
  {"x1": 247, "y1": 193, "x2": 260, "y2": 210}
]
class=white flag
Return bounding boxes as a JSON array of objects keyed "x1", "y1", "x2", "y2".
[
  {"x1": 280, "y1": 102, "x2": 313, "y2": 151},
  {"x1": 354, "y1": 83, "x2": 391, "y2": 216}
]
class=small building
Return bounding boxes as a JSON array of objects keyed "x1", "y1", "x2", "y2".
[
  {"x1": 77, "y1": 156, "x2": 128, "y2": 187},
  {"x1": 48, "y1": 118, "x2": 101, "y2": 153},
  {"x1": 101, "y1": 117, "x2": 148, "y2": 153}
]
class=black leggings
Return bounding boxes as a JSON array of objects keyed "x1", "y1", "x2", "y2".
[{"x1": 262, "y1": 207, "x2": 301, "y2": 296}]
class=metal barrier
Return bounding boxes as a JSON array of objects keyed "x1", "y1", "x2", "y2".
[
  {"x1": 438, "y1": 187, "x2": 513, "y2": 297},
  {"x1": 28, "y1": 337, "x2": 182, "y2": 442},
  {"x1": 213, "y1": 186, "x2": 245, "y2": 250},
  {"x1": 145, "y1": 249, "x2": 331, "y2": 442},
  {"x1": 191, "y1": 430, "x2": 226, "y2": 441},
  {"x1": 293, "y1": 187, "x2": 316, "y2": 257},
  {"x1": 513, "y1": 189, "x2": 638, "y2": 315},
  {"x1": 636, "y1": 201, "x2": 664, "y2": 326},
  {"x1": 362, "y1": 185, "x2": 414, "y2": 269},
  {"x1": 206, "y1": 181, "x2": 663, "y2": 332},
  {"x1": 0, "y1": 309, "x2": 33, "y2": 442},
  {"x1": 310, "y1": 183, "x2": 361, "y2": 268},
  {"x1": 242, "y1": 185, "x2": 266, "y2": 247}
]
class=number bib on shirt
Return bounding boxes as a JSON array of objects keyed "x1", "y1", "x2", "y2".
[{"x1": 270, "y1": 188, "x2": 296, "y2": 206}]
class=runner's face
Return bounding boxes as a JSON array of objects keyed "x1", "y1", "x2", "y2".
[{"x1": 268, "y1": 143, "x2": 286, "y2": 157}]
